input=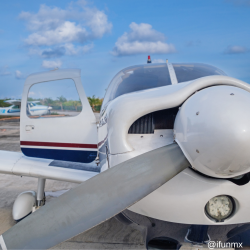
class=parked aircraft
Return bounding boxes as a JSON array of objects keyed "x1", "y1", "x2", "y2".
[
  {"x1": 0, "y1": 62, "x2": 250, "y2": 249},
  {"x1": 0, "y1": 100, "x2": 52, "y2": 117}
]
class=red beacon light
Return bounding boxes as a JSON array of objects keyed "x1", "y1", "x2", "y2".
[{"x1": 147, "y1": 55, "x2": 151, "y2": 64}]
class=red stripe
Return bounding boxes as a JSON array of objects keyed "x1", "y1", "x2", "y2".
[
  {"x1": 97, "y1": 134, "x2": 108, "y2": 148},
  {"x1": 20, "y1": 141, "x2": 97, "y2": 149}
]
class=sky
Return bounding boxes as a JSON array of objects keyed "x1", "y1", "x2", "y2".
[{"x1": 0, "y1": 0, "x2": 249, "y2": 99}]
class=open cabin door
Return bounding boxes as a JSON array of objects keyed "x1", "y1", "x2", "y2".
[{"x1": 20, "y1": 69, "x2": 98, "y2": 163}]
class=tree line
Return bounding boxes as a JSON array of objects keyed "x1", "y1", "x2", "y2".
[{"x1": 0, "y1": 95, "x2": 103, "y2": 112}]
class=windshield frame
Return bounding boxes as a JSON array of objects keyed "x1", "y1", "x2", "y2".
[{"x1": 101, "y1": 63, "x2": 227, "y2": 112}]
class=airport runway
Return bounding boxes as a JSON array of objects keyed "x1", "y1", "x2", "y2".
[{"x1": 0, "y1": 118, "x2": 241, "y2": 249}]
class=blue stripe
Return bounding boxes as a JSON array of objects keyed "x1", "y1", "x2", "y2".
[
  {"x1": 7, "y1": 110, "x2": 20, "y2": 113},
  {"x1": 21, "y1": 148, "x2": 97, "y2": 163}
]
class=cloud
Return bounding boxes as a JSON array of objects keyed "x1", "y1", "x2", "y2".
[
  {"x1": 152, "y1": 59, "x2": 165, "y2": 63},
  {"x1": 224, "y1": 45, "x2": 248, "y2": 54},
  {"x1": 42, "y1": 43, "x2": 94, "y2": 58},
  {"x1": 30, "y1": 43, "x2": 94, "y2": 58},
  {"x1": 0, "y1": 66, "x2": 11, "y2": 76},
  {"x1": 19, "y1": 3, "x2": 112, "y2": 51},
  {"x1": 42, "y1": 60, "x2": 62, "y2": 69},
  {"x1": 23, "y1": 21, "x2": 88, "y2": 46},
  {"x1": 64, "y1": 43, "x2": 94, "y2": 55},
  {"x1": 15, "y1": 70, "x2": 25, "y2": 79},
  {"x1": 41, "y1": 47, "x2": 66, "y2": 58},
  {"x1": 112, "y1": 22, "x2": 176, "y2": 56}
]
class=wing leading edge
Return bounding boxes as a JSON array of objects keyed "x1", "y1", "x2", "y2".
[{"x1": 0, "y1": 150, "x2": 98, "y2": 183}]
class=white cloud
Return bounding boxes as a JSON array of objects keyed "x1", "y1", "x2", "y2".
[
  {"x1": 112, "y1": 22, "x2": 176, "y2": 56},
  {"x1": 84, "y1": 7, "x2": 112, "y2": 39},
  {"x1": 152, "y1": 59, "x2": 165, "y2": 63},
  {"x1": 24, "y1": 21, "x2": 88, "y2": 46},
  {"x1": 63, "y1": 43, "x2": 94, "y2": 55},
  {"x1": 15, "y1": 70, "x2": 25, "y2": 79},
  {"x1": 42, "y1": 60, "x2": 62, "y2": 69},
  {"x1": 0, "y1": 66, "x2": 11, "y2": 76},
  {"x1": 224, "y1": 45, "x2": 248, "y2": 54},
  {"x1": 19, "y1": 3, "x2": 112, "y2": 47}
]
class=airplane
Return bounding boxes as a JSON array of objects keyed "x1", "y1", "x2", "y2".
[
  {"x1": 0, "y1": 61, "x2": 250, "y2": 249},
  {"x1": 0, "y1": 100, "x2": 52, "y2": 117}
]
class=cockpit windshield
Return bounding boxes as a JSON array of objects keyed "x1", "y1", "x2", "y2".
[
  {"x1": 29, "y1": 103, "x2": 35, "y2": 108},
  {"x1": 102, "y1": 64, "x2": 171, "y2": 107},
  {"x1": 102, "y1": 63, "x2": 226, "y2": 109},
  {"x1": 172, "y1": 63, "x2": 226, "y2": 83}
]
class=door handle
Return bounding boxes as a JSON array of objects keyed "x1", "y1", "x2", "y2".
[{"x1": 26, "y1": 125, "x2": 35, "y2": 131}]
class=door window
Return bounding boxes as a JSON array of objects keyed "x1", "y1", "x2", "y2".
[
  {"x1": 27, "y1": 79, "x2": 82, "y2": 118},
  {"x1": 12, "y1": 105, "x2": 20, "y2": 109}
]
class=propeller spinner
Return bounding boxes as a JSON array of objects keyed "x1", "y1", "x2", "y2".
[{"x1": 174, "y1": 85, "x2": 250, "y2": 178}]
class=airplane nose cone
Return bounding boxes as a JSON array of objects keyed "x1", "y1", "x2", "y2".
[{"x1": 174, "y1": 85, "x2": 250, "y2": 178}]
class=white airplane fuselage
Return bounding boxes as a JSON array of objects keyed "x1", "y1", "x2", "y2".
[
  {"x1": 97, "y1": 68, "x2": 250, "y2": 226},
  {"x1": 27, "y1": 103, "x2": 52, "y2": 116},
  {"x1": 0, "y1": 103, "x2": 52, "y2": 117},
  {"x1": 2, "y1": 65, "x2": 250, "y2": 228},
  {"x1": 0, "y1": 106, "x2": 20, "y2": 116}
]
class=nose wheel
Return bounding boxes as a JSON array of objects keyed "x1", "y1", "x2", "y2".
[{"x1": 185, "y1": 225, "x2": 210, "y2": 245}]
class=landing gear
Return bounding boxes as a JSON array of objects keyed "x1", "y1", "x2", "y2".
[
  {"x1": 12, "y1": 178, "x2": 46, "y2": 222},
  {"x1": 36, "y1": 178, "x2": 46, "y2": 207},
  {"x1": 185, "y1": 225, "x2": 210, "y2": 245}
]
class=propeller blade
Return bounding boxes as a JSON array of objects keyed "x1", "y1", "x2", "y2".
[{"x1": 0, "y1": 143, "x2": 189, "y2": 250}]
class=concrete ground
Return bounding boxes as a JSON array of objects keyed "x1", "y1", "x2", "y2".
[
  {"x1": 0, "y1": 118, "x2": 145, "y2": 249},
  {"x1": 0, "y1": 118, "x2": 243, "y2": 249}
]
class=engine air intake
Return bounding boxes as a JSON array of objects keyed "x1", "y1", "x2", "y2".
[{"x1": 128, "y1": 107, "x2": 179, "y2": 134}]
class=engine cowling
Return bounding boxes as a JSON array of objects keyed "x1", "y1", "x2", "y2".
[{"x1": 174, "y1": 85, "x2": 250, "y2": 178}]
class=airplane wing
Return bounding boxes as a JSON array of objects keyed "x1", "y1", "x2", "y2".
[
  {"x1": 3, "y1": 100, "x2": 41, "y2": 106},
  {"x1": 4, "y1": 100, "x2": 21, "y2": 106},
  {"x1": 0, "y1": 150, "x2": 98, "y2": 183},
  {"x1": 28, "y1": 101, "x2": 40, "y2": 103},
  {"x1": 0, "y1": 143, "x2": 189, "y2": 249}
]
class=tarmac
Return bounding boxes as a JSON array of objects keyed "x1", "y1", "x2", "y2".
[
  {"x1": 0, "y1": 117, "x2": 243, "y2": 249},
  {"x1": 0, "y1": 117, "x2": 146, "y2": 249}
]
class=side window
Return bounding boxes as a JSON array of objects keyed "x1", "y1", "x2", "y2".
[
  {"x1": 12, "y1": 105, "x2": 20, "y2": 109},
  {"x1": 27, "y1": 79, "x2": 82, "y2": 119}
]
